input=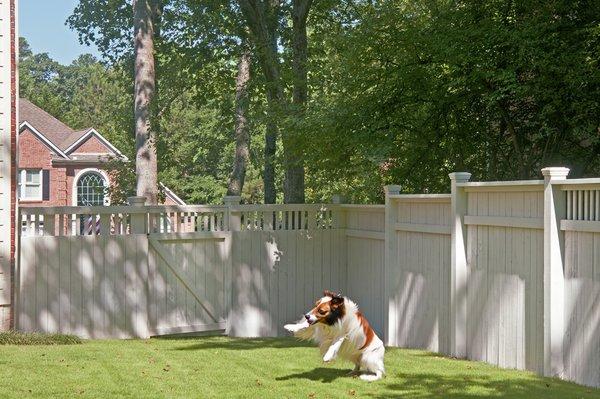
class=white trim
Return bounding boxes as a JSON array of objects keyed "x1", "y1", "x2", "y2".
[
  {"x1": 72, "y1": 168, "x2": 111, "y2": 206},
  {"x1": 64, "y1": 128, "x2": 128, "y2": 160},
  {"x1": 160, "y1": 182, "x2": 187, "y2": 205},
  {"x1": 19, "y1": 121, "x2": 69, "y2": 158}
]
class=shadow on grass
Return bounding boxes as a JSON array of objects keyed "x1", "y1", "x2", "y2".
[
  {"x1": 276, "y1": 367, "x2": 350, "y2": 383},
  {"x1": 160, "y1": 336, "x2": 313, "y2": 351},
  {"x1": 367, "y1": 372, "x2": 599, "y2": 399}
]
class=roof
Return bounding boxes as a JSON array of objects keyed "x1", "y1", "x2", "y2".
[{"x1": 19, "y1": 99, "x2": 88, "y2": 152}]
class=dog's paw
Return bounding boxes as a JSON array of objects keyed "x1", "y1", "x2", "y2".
[
  {"x1": 359, "y1": 372, "x2": 383, "y2": 382},
  {"x1": 284, "y1": 323, "x2": 303, "y2": 333},
  {"x1": 322, "y1": 352, "x2": 336, "y2": 363},
  {"x1": 284, "y1": 320, "x2": 309, "y2": 333}
]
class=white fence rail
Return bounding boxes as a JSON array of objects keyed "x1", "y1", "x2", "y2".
[{"x1": 14, "y1": 171, "x2": 600, "y2": 388}]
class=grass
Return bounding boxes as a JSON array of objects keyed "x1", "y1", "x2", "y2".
[
  {"x1": 0, "y1": 331, "x2": 82, "y2": 345},
  {"x1": 0, "y1": 336, "x2": 598, "y2": 398}
]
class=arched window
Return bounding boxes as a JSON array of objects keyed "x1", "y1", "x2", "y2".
[{"x1": 76, "y1": 172, "x2": 106, "y2": 206}]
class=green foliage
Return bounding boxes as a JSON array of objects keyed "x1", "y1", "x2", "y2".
[
  {"x1": 23, "y1": 0, "x2": 600, "y2": 204},
  {"x1": 303, "y1": 0, "x2": 600, "y2": 201}
]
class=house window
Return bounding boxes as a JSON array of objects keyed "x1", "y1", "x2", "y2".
[
  {"x1": 18, "y1": 169, "x2": 42, "y2": 200},
  {"x1": 76, "y1": 172, "x2": 106, "y2": 206}
]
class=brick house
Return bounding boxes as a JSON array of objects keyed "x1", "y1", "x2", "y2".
[{"x1": 18, "y1": 99, "x2": 185, "y2": 208}]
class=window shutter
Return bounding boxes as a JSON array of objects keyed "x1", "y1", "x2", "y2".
[{"x1": 42, "y1": 170, "x2": 50, "y2": 201}]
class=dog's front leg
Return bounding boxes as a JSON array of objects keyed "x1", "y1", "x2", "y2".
[{"x1": 323, "y1": 335, "x2": 345, "y2": 362}]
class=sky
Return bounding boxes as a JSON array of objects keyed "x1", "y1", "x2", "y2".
[{"x1": 19, "y1": 0, "x2": 101, "y2": 65}]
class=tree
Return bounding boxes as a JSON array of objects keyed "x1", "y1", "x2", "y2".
[
  {"x1": 69, "y1": 0, "x2": 267, "y2": 204},
  {"x1": 237, "y1": 0, "x2": 315, "y2": 203},
  {"x1": 133, "y1": 0, "x2": 159, "y2": 204},
  {"x1": 236, "y1": 0, "x2": 282, "y2": 203},
  {"x1": 227, "y1": 44, "x2": 252, "y2": 197},
  {"x1": 286, "y1": 0, "x2": 313, "y2": 203}
]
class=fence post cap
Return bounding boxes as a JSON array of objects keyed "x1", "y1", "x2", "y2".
[
  {"x1": 448, "y1": 172, "x2": 472, "y2": 182},
  {"x1": 223, "y1": 195, "x2": 242, "y2": 205},
  {"x1": 128, "y1": 196, "x2": 147, "y2": 206},
  {"x1": 384, "y1": 185, "x2": 402, "y2": 195},
  {"x1": 541, "y1": 167, "x2": 570, "y2": 180}
]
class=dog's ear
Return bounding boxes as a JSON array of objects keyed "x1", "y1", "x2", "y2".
[
  {"x1": 324, "y1": 290, "x2": 343, "y2": 306},
  {"x1": 323, "y1": 289, "x2": 341, "y2": 299}
]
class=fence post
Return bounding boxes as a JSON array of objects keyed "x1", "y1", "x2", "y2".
[
  {"x1": 541, "y1": 167, "x2": 569, "y2": 377},
  {"x1": 222, "y1": 195, "x2": 241, "y2": 335},
  {"x1": 331, "y1": 194, "x2": 346, "y2": 229},
  {"x1": 223, "y1": 196, "x2": 242, "y2": 231},
  {"x1": 128, "y1": 196, "x2": 147, "y2": 234},
  {"x1": 383, "y1": 184, "x2": 401, "y2": 346},
  {"x1": 449, "y1": 172, "x2": 471, "y2": 358}
]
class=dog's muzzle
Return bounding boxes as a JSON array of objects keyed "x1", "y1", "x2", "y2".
[{"x1": 305, "y1": 313, "x2": 317, "y2": 325}]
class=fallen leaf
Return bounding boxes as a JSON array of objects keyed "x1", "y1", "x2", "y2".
[{"x1": 348, "y1": 389, "x2": 356, "y2": 396}]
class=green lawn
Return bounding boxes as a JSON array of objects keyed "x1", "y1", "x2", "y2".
[{"x1": 0, "y1": 336, "x2": 598, "y2": 398}]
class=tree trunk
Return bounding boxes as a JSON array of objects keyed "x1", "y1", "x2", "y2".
[
  {"x1": 227, "y1": 46, "x2": 252, "y2": 197},
  {"x1": 237, "y1": 0, "x2": 283, "y2": 204},
  {"x1": 263, "y1": 19, "x2": 280, "y2": 204},
  {"x1": 133, "y1": 0, "x2": 158, "y2": 204},
  {"x1": 284, "y1": 0, "x2": 312, "y2": 203}
]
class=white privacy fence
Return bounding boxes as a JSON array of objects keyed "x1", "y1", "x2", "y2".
[{"x1": 15, "y1": 168, "x2": 600, "y2": 388}]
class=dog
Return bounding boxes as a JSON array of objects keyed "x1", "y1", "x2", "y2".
[{"x1": 284, "y1": 290, "x2": 385, "y2": 381}]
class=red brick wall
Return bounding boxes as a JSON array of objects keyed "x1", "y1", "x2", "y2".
[
  {"x1": 69, "y1": 134, "x2": 113, "y2": 154},
  {"x1": 18, "y1": 128, "x2": 68, "y2": 207}
]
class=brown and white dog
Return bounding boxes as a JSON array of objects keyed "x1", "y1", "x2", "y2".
[{"x1": 284, "y1": 290, "x2": 385, "y2": 381}]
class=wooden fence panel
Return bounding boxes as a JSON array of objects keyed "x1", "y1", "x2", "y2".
[
  {"x1": 387, "y1": 197, "x2": 452, "y2": 354},
  {"x1": 229, "y1": 229, "x2": 346, "y2": 337},
  {"x1": 19, "y1": 235, "x2": 150, "y2": 338},
  {"x1": 563, "y1": 230, "x2": 600, "y2": 387},
  {"x1": 465, "y1": 190, "x2": 544, "y2": 373},
  {"x1": 344, "y1": 206, "x2": 386, "y2": 337}
]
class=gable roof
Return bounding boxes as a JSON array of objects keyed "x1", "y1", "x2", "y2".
[
  {"x1": 19, "y1": 98, "x2": 128, "y2": 161},
  {"x1": 19, "y1": 99, "x2": 89, "y2": 152},
  {"x1": 65, "y1": 128, "x2": 127, "y2": 159}
]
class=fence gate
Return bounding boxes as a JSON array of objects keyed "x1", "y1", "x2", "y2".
[{"x1": 147, "y1": 232, "x2": 230, "y2": 336}]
